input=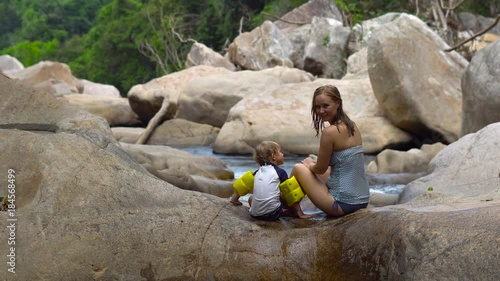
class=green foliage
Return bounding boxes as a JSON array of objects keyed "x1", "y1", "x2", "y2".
[
  {"x1": 0, "y1": 0, "x2": 112, "y2": 52},
  {"x1": 16, "y1": 2, "x2": 87, "y2": 42},
  {"x1": 1, "y1": 39, "x2": 60, "y2": 66},
  {"x1": 70, "y1": 0, "x2": 156, "y2": 94},
  {"x1": 193, "y1": 0, "x2": 268, "y2": 51},
  {"x1": 323, "y1": 35, "x2": 330, "y2": 47},
  {"x1": 19, "y1": 7, "x2": 52, "y2": 41},
  {"x1": 137, "y1": 0, "x2": 191, "y2": 74},
  {"x1": 0, "y1": 1, "x2": 22, "y2": 50},
  {"x1": 334, "y1": 0, "x2": 498, "y2": 26},
  {"x1": 335, "y1": 0, "x2": 412, "y2": 26},
  {"x1": 53, "y1": 35, "x2": 85, "y2": 64}
]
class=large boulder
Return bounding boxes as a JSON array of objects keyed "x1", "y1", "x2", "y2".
[
  {"x1": 302, "y1": 17, "x2": 351, "y2": 78},
  {"x1": 366, "y1": 148, "x2": 430, "y2": 174},
  {"x1": 354, "y1": 116, "x2": 413, "y2": 154},
  {"x1": 185, "y1": 42, "x2": 236, "y2": 71},
  {"x1": 461, "y1": 40, "x2": 500, "y2": 135},
  {"x1": 61, "y1": 94, "x2": 141, "y2": 127},
  {"x1": 145, "y1": 118, "x2": 220, "y2": 146},
  {"x1": 366, "y1": 143, "x2": 446, "y2": 174},
  {"x1": 7, "y1": 60, "x2": 83, "y2": 96},
  {"x1": 79, "y1": 79, "x2": 121, "y2": 97},
  {"x1": 213, "y1": 78, "x2": 412, "y2": 155},
  {"x1": 282, "y1": 24, "x2": 312, "y2": 70},
  {"x1": 112, "y1": 119, "x2": 220, "y2": 146},
  {"x1": 458, "y1": 12, "x2": 500, "y2": 36},
  {"x1": 0, "y1": 54, "x2": 24, "y2": 75},
  {"x1": 367, "y1": 13, "x2": 468, "y2": 143},
  {"x1": 111, "y1": 126, "x2": 146, "y2": 143},
  {"x1": 119, "y1": 142, "x2": 234, "y2": 198},
  {"x1": 399, "y1": 122, "x2": 500, "y2": 204},
  {"x1": 175, "y1": 66, "x2": 313, "y2": 128},
  {"x1": 274, "y1": 0, "x2": 344, "y2": 30},
  {"x1": 127, "y1": 65, "x2": 231, "y2": 124},
  {"x1": 228, "y1": 21, "x2": 294, "y2": 70},
  {"x1": 343, "y1": 47, "x2": 368, "y2": 80},
  {"x1": 0, "y1": 73, "x2": 144, "y2": 173},
  {"x1": 352, "y1": 12, "x2": 402, "y2": 51}
]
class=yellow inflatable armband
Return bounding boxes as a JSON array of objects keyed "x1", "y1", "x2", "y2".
[
  {"x1": 233, "y1": 170, "x2": 254, "y2": 196},
  {"x1": 279, "y1": 176, "x2": 305, "y2": 207}
]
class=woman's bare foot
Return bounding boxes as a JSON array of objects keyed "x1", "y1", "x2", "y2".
[
  {"x1": 290, "y1": 202, "x2": 311, "y2": 219},
  {"x1": 282, "y1": 207, "x2": 312, "y2": 219},
  {"x1": 296, "y1": 212, "x2": 312, "y2": 219}
]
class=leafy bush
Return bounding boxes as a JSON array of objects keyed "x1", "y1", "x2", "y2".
[{"x1": 1, "y1": 39, "x2": 60, "y2": 66}]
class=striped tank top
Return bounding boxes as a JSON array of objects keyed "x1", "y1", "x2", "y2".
[{"x1": 326, "y1": 145, "x2": 370, "y2": 205}]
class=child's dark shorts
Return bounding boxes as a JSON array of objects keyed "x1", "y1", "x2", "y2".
[{"x1": 251, "y1": 205, "x2": 283, "y2": 221}]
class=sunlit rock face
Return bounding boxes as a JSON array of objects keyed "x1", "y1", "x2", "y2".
[
  {"x1": 461, "y1": 41, "x2": 500, "y2": 136},
  {"x1": 367, "y1": 13, "x2": 468, "y2": 143}
]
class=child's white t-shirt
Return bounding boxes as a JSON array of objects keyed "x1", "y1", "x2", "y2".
[{"x1": 249, "y1": 164, "x2": 287, "y2": 217}]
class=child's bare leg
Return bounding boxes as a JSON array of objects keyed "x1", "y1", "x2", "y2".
[
  {"x1": 281, "y1": 207, "x2": 294, "y2": 217},
  {"x1": 229, "y1": 192, "x2": 242, "y2": 205}
]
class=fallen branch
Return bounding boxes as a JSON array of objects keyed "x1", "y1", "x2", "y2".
[
  {"x1": 261, "y1": 12, "x2": 308, "y2": 25},
  {"x1": 239, "y1": 16, "x2": 244, "y2": 34},
  {"x1": 445, "y1": 14, "x2": 500, "y2": 52},
  {"x1": 136, "y1": 96, "x2": 170, "y2": 145}
]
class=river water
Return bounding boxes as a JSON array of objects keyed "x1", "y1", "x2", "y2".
[{"x1": 180, "y1": 146, "x2": 405, "y2": 195}]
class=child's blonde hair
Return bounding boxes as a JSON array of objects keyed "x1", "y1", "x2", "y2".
[{"x1": 253, "y1": 141, "x2": 280, "y2": 166}]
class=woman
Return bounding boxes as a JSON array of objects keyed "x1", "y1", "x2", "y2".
[{"x1": 291, "y1": 85, "x2": 370, "y2": 217}]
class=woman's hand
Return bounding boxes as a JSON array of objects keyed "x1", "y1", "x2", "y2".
[{"x1": 301, "y1": 157, "x2": 316, "y2": 171}]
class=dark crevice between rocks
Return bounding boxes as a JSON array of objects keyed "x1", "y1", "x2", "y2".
[{"x1": 0, "y1": 123, "x2": 58, "y2": 133}]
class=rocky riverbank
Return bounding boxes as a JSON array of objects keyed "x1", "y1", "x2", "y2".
[
  {"x1": 1, "y1": 58, "x2": 500, "y2": 280},
  {"x1": 1, "y1": 0, "x2": 500, "y2": 279}
]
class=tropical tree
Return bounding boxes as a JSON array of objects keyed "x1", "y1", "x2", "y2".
[
  {"x1": 70, "y1": 0, "x2": 156, "y2": 94},
  {"x1": 137, "y1": 0, "x2": 192, "y2": 74}
]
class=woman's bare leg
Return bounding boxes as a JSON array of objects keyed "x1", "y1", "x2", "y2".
[{"x1": 291, "y1": 163, "x2": 343, "y2": 216}]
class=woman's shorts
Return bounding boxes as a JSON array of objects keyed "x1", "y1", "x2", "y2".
[
  {"x1": 332, "y1": 201, "x2": 368, "y2": 215},
  {"x1": 251, "y1": 205, "x2": 283, "y2": 221}
]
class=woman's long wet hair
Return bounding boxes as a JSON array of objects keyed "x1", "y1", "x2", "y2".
[{"x1": 311, "y1": 85, "x2": 356, "y2": 137}]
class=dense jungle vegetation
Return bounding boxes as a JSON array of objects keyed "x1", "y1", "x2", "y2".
[{"x1": 1, "y1": 0, "x2": 497, "y2": 94}]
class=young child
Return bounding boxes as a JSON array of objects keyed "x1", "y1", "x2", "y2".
[{"x1": 230, "y1": 141, "x2": 311, "y2": 220}]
